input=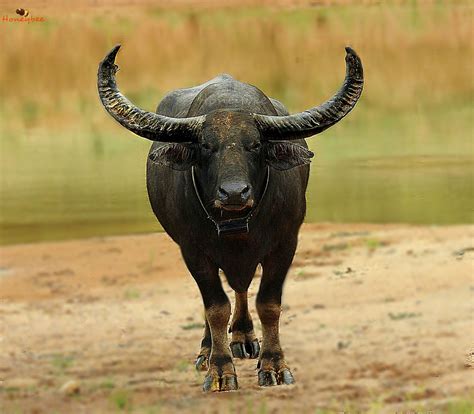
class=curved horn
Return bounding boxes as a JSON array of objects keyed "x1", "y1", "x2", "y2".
[
  {"x1": 97, "y1": 45, "x2": 204, "y2": 142},
  {"x1": 253, "y1": 47, "x2": 363, "y2": 141}
]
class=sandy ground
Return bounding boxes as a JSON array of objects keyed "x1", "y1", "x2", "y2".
[{"x1": 0, "y1": 224, "x2": 473, "y2": 413}]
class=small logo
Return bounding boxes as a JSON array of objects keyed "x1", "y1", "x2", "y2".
[
  {"x1": 2, "y1": 8, "x2": 46, "y2": 23},
  {"x1": 15, "y1": 8, "x2": 29, "y2": 17}
]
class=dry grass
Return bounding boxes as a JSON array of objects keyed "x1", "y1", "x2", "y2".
[{"x1": 0, "y1": 1, "x2": 472, "y2": 134}]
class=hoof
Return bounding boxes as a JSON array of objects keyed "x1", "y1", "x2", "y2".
[
  {"x1": 195, "y1": 354, "x2": 209, "y2": 371},
  {"x1": 279, "y1": 368, "x2": 295, "y2": 385},
  {"x1": 258, "y1": 368, "x2": 295, "y2": 387},
  {"x1": 230, "y1": 339, "x2": 260, "y2": 359},
  {"x1": 258, "y1": 369, "x2": 277, "y2": 386},
  {"x1": 203, "y1": 373, "x2": 238, "y2": 392}
]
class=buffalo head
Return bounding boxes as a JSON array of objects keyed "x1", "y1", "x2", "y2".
[{"x1": 97, "y1": 45, "x2": 363, "y2": 221}]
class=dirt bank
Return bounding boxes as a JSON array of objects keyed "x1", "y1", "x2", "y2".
[{"x1": 1, "y1": 224, "x2": 473, "y2": 413}]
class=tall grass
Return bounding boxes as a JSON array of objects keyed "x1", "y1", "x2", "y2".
[
  {"x1": 0, "y1": 1, "x2": 472, "y2": 243},
  {"x1": 0, "y1": 1, "x2": 471, "y2": 134}
]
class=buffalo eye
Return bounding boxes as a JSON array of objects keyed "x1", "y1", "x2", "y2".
[
  {"x1": 148, "y1": 143, "x2": 196, "y2": 171},
  {"x1": 265, "y1": 142, "x2": 314, "y2": 171},
  {"x1": 247, "y1": 141, "x2": 261, "y2": 152},
  {"x1": 201, "y1": 142, "x2": 216, "y2": 153}
]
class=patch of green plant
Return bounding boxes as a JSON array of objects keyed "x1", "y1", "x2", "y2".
[
  {"x1": 180, "y1": 322, "x2": 205, "y2": 330},
  {"x1": 366, "y1": 239, "x2": 382, "y2": 250},
  {"x1": 296, "y1": 268, "x2": 305, "y2": 276},
  {"x1": 143, "y1": 404, "x2": 162, "y2": 414},
  {"x1": 51, "y1": 354, "x2": 74, "y2": 372},
  {"x1": 323, "y1": 243, "x2": 349, "y2": 252},
  {"x1": 445, "y1": 399, "x2": 474, "y2": 414},
  {"x1": 388, "y1": 312, "x2": 422, "y2": 321},
  {"x1": 257, "y1": 401, "x2": 267, "y2": 414},
  {"x1": 243, "y1": 398, "x2": 268, "y2": 414},
  {"x1": 99, "y1": 378, "x2": 116, "y2": 389},
  {"x1": 174, "y1": 360, "x2": 189, "y2": 373},
  {"x1": 331, "y1": 231, "x2": 370, "y2": 238},
  {"x1": 316, "y1": 324, "x2": 326, "y2": 332},
  {"x1": 22, "y1": 100, "x2": 39, "y2": 126},
  {"x1": 3, "y1": 386, "x2": 21, "y2": 393},
  {"x1": 124, "y1": 288, "x2": 140, "y2": 300},
  {"x1": 110, "y1": 389, "x2": 131, "y2": 411}
]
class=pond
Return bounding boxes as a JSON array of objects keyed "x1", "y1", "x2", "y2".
[{"x1": 1, "y1": 107, "x2": 472, "y2": 245}]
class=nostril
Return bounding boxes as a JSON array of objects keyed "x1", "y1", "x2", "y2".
[
  {"x1": 218, "y1": 187, "x2": 229, "y2": 200},
  {"x1": 240, "y1": 185, "x2": 251, "y2": 200}
]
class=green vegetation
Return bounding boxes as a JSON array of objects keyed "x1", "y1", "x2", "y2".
[
  {"x1": 50, "y1": 354, "x2": 75, "y2": 373},
  {"x1": 1, "y1": 2, "x2": 472, "y2": 245},
  {"x1": 99, "y1": 378, "x2": 116, "y2": 389},
  {"x1": 388, "y1": 311, "x2": 422, "y2": 320},
  {"x1": 444, "y1": 399, "x2": 474, "y2": 414},
  {"x1": 110, "y1": 389, "x2": 132, "y2": 411},
  {"x1": 174, "y1": 360, "x2": 189, "y2": 372},
  {"x1": 365, "y1": 239, "x2": 387, "y2": 250},
  {"x1": 180, "y1": 322, "x2": 205, "y2": 330},
  {"x1": 3, "y1": 387, "x2": 21, "y2": 394},
  {"x1": 323, "y1": 243, "x2": 349, "y2": 252},
  {"x1": 123, "y1": 288, "x2": 141, "y2": 300}
]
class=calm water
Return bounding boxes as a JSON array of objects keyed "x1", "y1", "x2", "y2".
[{"x1": 1, "y1": 112, "x2": 472, "y2": 245}]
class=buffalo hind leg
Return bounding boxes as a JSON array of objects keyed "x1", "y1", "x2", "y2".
[
  {"x1": 195, "y1": 319, "x2": 211, "y2": 371},
  {"x1": 229, "y1": 292, "x2": 260, "y2": 359},
  {"x1": 181, "y1": 248, "x2": 237, "y2": 391},
  {"x1": 256, "y1": 240, "x2": 297, "y2": 386}
]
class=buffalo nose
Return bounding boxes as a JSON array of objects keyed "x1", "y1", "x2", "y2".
[{"x1": 217, "y1": 182, "x2": 252, "y2": 205}]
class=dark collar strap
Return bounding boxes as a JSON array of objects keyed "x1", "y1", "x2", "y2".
[{"x1": 191, "y1": 165, "x2": 270, "y2": 237}]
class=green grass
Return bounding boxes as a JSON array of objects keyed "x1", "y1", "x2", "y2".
[
  {"x1": 99, "y1": 378, "x2": 116, "y2": 390},
  {"x1": 3, "y1": 387, "x2": 21, "y2": 394},
  {"x1": 174, "y1": 360, "x2": 189, "y2": 373},
  {"x1": 323, "y1": 243, "x2": 349, "y2": 252},
  {"x1": 296, "y1": 268, "x2": 305, "y2": 276},
  {"x1": 110, "y1": 389, "x2": 132, "y2": 411},
  {"x1": 51, "y1": 354, "x2": 75, "y2": 373},
  {"x1": 445, "y1": 399, "x2": 474, "y2": 414},
  {"x1": 180, "y1": 322, "x2": 205, "y2": 330},
  {"x1": 123, "y1": 288, "x2": 141, "y2": 300},
  {"x1": 388, "y1": 312, "x2": 422, "y2": 321},
  {"x1": 366, "y1": 239, "x2": 384, "y2": 250}
]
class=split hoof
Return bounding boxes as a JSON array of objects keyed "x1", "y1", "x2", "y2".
[
  {"x1": 258, "y1": 368, "x2": 295, "y2": 387},
  {"x1": 203, "y1": 373, "x2": 238, "y2": 392},
  {"x1": 279, "y1": 368, "x2": 295, "y2": 385},
  {"x1": 230, "y1": 339, "x2": 260, "y2": 359},
  {"x1": 258, "y1": 369, "x2": 278, "y2": 386}
]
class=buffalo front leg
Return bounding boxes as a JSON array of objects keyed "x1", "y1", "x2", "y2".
[
  {"x1": 181, "y1": 248, "x2": 237, "y2": 392},
  {"x1": 256, "y1": 240, "x2": 297, "y2": 386},
  {"x1": 229, "y1": 291, "x2": 260, "y2": 359},
  {"x1": 204, "y1": 300, "x2": 237, "y2": 391}
]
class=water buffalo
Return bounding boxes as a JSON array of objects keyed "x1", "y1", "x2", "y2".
[{"x1": 97, "y1": 45, "x2": 363, "y2": 391}]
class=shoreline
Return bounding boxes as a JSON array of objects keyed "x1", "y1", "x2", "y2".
[{"x1": 1, "y1": 223, "x2": 473, "y2": 412}]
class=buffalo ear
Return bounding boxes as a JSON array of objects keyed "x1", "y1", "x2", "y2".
[
  {"x1": 265, "y1": 142, "x2": 314, "y2": 171},
  {"x1": 148, "y1": 143, "x2": 197, "y2": 171}
]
